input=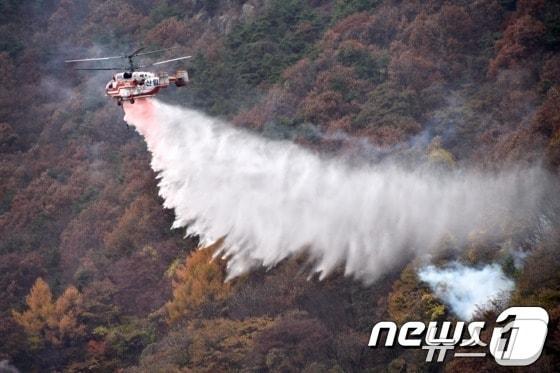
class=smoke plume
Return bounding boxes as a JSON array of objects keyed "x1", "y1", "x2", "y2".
[
  {"x1": 123, "y1": 99, "x2": 550, "y2": 282},
  {"x1": 418, "y1": 262, "x2": 515, "y2": 320}
]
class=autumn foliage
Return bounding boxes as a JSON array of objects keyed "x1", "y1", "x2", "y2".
[
  {"x1": 166, "y1": 240, "x2": 231, "y2": 323},
  {"x1": 1, "y1": 0, "x2": 560, "y2": 371},
  {"x1": 12, "y1": 278, "x2": 85, "y2": 347}
]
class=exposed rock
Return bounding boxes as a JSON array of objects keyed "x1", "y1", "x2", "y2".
[
  {"x1": 218, "y1": 14, "x2": 236, "y2": 34},
  {"x1": 241, "y1": 3, "x2": 256, "y2": 22}
]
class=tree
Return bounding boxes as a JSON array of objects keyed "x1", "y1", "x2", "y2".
[
  {"x1": 489, "y1": 14, "x2": 546, "y2": 74},
  {"x1": 388, "y1": 264, "x2": 447, "y2": 324},
  {"x1": 103, "y1": 194, "x2": 170, "y2": 257},
  {"x1": 49, "y1": 285, "x2": 86, "y2": 345},
  {"x1": 254, "y1": 311, "x2": 334, "y2": 371},
  {"x1": 11, "y1": 278, "x2": 54, "y2": 347},
  {"x1": 145, "y1": 17, "x2": 190, "y2": 47},
  {"x1": 12, "y1": 278, "x2": 85, "y2": 347},
  {"x1": 166, "y1": 240, "x2": 231, "y2": 323}
]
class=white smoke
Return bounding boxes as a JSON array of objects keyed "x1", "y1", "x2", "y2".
[
  {"x1": 0, "y1": 360, "x2": 20, "y2": 373},
  {"x1": 418, "y1": 262, "x2": 515, "y2": 320},
  {"x1": 123, "y1": 99, "x2": 550, "y2": 282}
]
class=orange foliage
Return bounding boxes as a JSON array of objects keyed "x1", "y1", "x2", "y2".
[
  {"x1": 87, "y1": 339, "x2": 107, "y2": 357},
  {"x1": 11, "y1": 278, "x2": 54, "y2": 340},
  {"x1": 489, "y1": 14, "x2": 546, "y2": 74},
  {"x1": 82, "y1": 0, "x2": 146, "y2": 37},
  {"x1": 388, "y1": 265, "x2": 446, "y2": 324},
  {"x1": 146, "y1": 18, "x2": 191, "y2": 47},
  {"x1": 533, "y1": 86, "x2": 560, "y2": 166},
  {"x1": 302, "y1": 90, "x2": 345, "y2": 124},
  {"x1": 52, "y1": 286, "x2": 86, "y2": 344},
  {"x1": 388, "y1": 47, "x2": 442, "y2": 90},
  {"x1": 166, "y1": 240, "x2": 231, "y2": 323},
  {"x1": 104, "y1": 195, "x2": 168, "y2": 256},
  {"x1": 2, "y1": 0, "x2": 560, "y2": 370},
  {"x1": 12, "y1": 278, "x2": 85, "y2": 347},
  {"x1": 233, "y1": 86, "x2": 300, "y2": 130},
  {"x1": 184, "y1": 317, "x2": 273, "y2": 371}
]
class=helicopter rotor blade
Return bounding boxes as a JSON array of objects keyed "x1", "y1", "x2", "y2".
[
  {"x1": 150, "y1": 56, "x2": 192, "y2": 66},
  {"x1": 133, "y1": 47, "x2": 178, "y2": 57},
  {"x1": 65, "y1": 56, "x2": 124, "y2": 63},
  {"x1": 73, "y1": 67, "x2": 124, "y2": 71}
]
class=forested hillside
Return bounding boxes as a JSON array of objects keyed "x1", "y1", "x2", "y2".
[{"x1": 1, "y1": 0, "x2": 559, "y2": 371}]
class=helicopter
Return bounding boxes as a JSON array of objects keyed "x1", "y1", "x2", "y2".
[{"x1": 65, "y1": 47, "x2": 191, "y2": 105}]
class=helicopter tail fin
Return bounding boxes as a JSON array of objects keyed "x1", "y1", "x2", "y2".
[{"x1": 174, "y1": 70, "x2": 189, "y2": 87}]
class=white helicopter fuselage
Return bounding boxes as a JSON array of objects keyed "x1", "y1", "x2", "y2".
[{"x1": 105, "y1": 70, "x2": 188, "y2": 104}]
